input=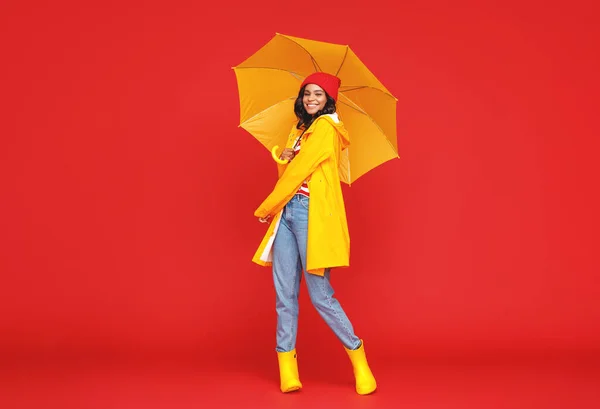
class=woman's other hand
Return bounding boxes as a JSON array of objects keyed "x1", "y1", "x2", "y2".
[{"x1": 259, "y1": 215, "x2": 272, "y2": 224}]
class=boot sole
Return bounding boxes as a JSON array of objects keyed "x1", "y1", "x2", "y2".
[{"x1": 281, "y1": 384, "x2": 302, "y2": 393}]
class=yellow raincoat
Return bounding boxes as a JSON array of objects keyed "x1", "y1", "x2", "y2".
[{"x1": 252, "y1": 114, "x2": 351, "y2": 276}]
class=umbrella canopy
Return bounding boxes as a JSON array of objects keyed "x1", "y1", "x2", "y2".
[{"x1": 233, "y1": 33, "x2": 399, "y2": 184}]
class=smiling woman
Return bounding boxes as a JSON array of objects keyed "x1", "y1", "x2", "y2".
[{"x1": 252, "y1": 72, "x2": 377, "y2": 395}]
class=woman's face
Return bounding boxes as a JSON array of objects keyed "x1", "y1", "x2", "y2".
[{"x1": 303, "y1": 84, "x2": 327, "y2": 116}]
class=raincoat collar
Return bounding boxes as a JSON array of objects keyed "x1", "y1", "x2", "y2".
[{"x1": 305, "y1": 113, "x2": 350, "y2": 150}]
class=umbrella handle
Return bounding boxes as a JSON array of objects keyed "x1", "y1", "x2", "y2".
[{"x1": 271, "y1": 145, "x2": 289, "y2": 165}]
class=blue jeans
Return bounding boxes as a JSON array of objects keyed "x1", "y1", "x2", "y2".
[{"x1": 273, "y1": 194, "x2": 361, "y2": 352}]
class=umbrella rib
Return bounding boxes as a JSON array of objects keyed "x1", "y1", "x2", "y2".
[
  {"x1": 337, "y1": 98, "x2": 368, "y2": 116},
  {"x1": 335, "y1": 46, "x2": 349, "y2": 76},
  {"x1": 239, "y1": 97, "x2": 295, "y2": 127},
  {"x1": 279, "y1": 35, "x2": 322, "y2": 72},
  {"x1": 340, "y1": 85, "x2": 397, "y2": 100}
]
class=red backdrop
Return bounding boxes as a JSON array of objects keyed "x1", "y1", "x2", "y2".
[{"x1": 1, "y1": 0, "x2": 598, "y2": 367}]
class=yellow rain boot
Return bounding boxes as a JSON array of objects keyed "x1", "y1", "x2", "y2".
[
  {"x1": 345, "y1": 340, "x2": 377, "y2": 395},
  {"x1": 277, "y1": 349, "x2": 302, "y2": 393}
]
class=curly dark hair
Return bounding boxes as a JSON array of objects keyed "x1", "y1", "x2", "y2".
[{"x1": 294, "y1": 85, "x2": 337, "y2": 130}]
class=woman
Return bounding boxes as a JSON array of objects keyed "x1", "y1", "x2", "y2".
[{"x1": 252, "y1": 72, "x2": 376, "y2": 395}]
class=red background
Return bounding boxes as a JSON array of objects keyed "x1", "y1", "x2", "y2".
[{"x1": 1, "y1": 0, "x2": 599, "y2": 377}]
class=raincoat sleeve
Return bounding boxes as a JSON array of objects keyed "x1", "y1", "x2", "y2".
[
  {"x1": 254, "y1": 119, "x2": 336, "y2": 218},
  {"x1": 276, "y1": 163, "x2": 288, "y2": 179},
  {"x1": 275, "y1": 126, "x2": 296, "y2": 178}
]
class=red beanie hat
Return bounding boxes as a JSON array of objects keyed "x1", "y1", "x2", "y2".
[{"x1": 300, "y1": 72, "x2": 342, "y2": 101}]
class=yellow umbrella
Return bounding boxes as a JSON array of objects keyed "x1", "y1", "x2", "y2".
[{"x1": 233, "y1": 33, "x2": 399, "y2": 184}]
